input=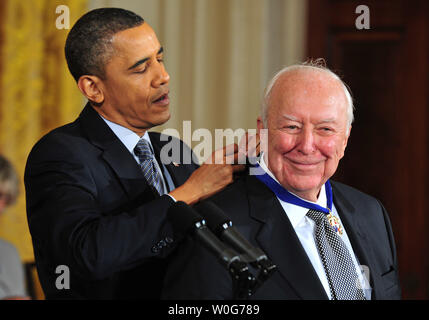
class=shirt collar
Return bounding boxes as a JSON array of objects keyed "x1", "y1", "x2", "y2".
[
  {"x1": 258, "y1": 153, "x2": 327, "y2": 228},
  {"x1": 99, "y1": 114, "x2": 153, "y2": 154}
]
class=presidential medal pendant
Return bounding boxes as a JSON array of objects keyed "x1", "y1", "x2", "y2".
[{"x1": 327, "y1": 212, "x2": 343, "y2": 235}]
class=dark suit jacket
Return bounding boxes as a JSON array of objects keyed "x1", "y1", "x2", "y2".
[
  {"x1": 162, "y1": 174, "x2": 401, "y2": 300},
  {"x1": 24, "y1": 103, "x2": 199, "y2": 299}
]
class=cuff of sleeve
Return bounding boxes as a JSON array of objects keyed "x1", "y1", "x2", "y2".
[{"x1": 166, "y1": 194, "x2": 177, "y2": 202}]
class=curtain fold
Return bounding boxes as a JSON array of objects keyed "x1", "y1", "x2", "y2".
[{"x1": 0, "y1": 0, "x2": 87, "y2": 262}]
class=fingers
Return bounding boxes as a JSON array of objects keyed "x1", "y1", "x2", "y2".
[
  {"x1": 237, "y1": 132, "x2": 261, "y2": 163},
  {"x1": 206, "y1": 143, "x2": 238, "y2": 164},
  {"x1": 245, "y1": 133, "x2": 261, "y2": 158},
  {"x1": 232, "y1": 164, "x2": 246, "y2": 173},
  {"x1": 238, "y1": 132, "x2": 252, "y2": 156},
  {"x1": 224, "y1": 143, "x2": 238, "y2": 156},
  {"x1": 204, "y1": 131, "x2": 261, "y2": 165},
  {"x1": 178, "y1": 159, "x2": 246, "y2": 204}
]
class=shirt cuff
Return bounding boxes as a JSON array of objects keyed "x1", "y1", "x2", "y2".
[{"x1": 166, "y1": 194, "x2": 177, "y2": 202}]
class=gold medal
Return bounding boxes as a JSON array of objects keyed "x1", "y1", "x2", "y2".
[{"x1": 326, "y1": 212, "x2": 343, "y2": 235}]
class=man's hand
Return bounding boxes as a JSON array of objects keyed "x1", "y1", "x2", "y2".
[
  {"x1": 237, "y1": 132, "x2": 260, "y2": 164},
  {"x1": 169, "y1": 144, "x2": 245, "y2": 205}
]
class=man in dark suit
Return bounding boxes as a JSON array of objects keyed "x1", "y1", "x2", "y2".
[
  {"x1": 162, "y1": 61, "x2": 401, "y2": 300},
  {"x1": 24, "y1": 8, "x2": 243, "y2": 299}
]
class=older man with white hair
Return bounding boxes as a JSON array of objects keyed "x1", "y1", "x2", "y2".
[{"x1": 162, "y1": 60, "x2": 401, "y2": 300}]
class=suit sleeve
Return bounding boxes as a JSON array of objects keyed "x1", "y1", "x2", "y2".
[
  {"x1": 25, "y1": 133, "x2": 178, "y2": 281},
  {"x1": 376, "y1": 199, "x2": 402, "y2": 299},
  {"x1": 162, "y1": 237, "x2": 234, "y2": 299}
]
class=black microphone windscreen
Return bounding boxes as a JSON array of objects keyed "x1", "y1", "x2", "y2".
[
  {"x1": 167, "y1": 201, "x2": 203, "y2": 236},
  {"x1": 195, "y1": 201, "x2": 230, "y2": 232}
]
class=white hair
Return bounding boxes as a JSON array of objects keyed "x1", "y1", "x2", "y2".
[{"x1": 261, "y1": 58, "x2": 355, "y2": 129}]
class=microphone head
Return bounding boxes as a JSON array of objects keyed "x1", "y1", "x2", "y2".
[
  {"x1": 194, "y1": 201, "x2": 231, "y2": 235},
  {"x1": 167, "y1": 201, "x2": 205, "y2": 237}
]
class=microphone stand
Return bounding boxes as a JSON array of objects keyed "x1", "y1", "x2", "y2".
[
  {"x1": 250, "y1": 258, "x2": 277, "y2": 295},
  {"x1": 228, "y1": 255, "x2": 277, "y2": 299},
  {"x1": 228, "y1": 260, "x2": 255, "y2": 300}
]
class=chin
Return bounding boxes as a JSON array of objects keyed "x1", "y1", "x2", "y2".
[
  {"x1": 159, "y1": 111, "x2": 171, "y2": 125},
  {"x1": 283, "y1": 173, "x2": 324, "y2": 195},
  {"x1": 150, "y1": 109, "x2": 171, "y2": 126}
]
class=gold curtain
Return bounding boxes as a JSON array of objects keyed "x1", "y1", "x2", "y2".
[{"x1": 0, "y1": 0, "x2": 87, "y2": 263}]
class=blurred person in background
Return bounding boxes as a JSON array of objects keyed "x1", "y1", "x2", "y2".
[{"x1": 0, "y1": 155, "x2": 29, "y2": 300}]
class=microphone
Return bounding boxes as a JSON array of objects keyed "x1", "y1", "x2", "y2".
[
  {"x1": 168, "y1": 201, "x2": 240, "y2": 269},
  {"x1": 168, "y1": 201, "x2": 256, "y2": 299},
  {"x1": 167, "y1": 201, "x2": 256, "y2": 299},
  {"x1": 194, "y1": 201, "x2": 277, "y2": 285},
  {"x1": 194, "y1": 201, "x2": 266, "y2": 261}
]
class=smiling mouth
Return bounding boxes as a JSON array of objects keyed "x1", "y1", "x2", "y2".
[{"x1": 286, "y1": 158, "x2": 323, "y2": 169}]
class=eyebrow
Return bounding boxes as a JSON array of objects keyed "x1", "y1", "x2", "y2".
[
  {"x1": 127, "y1": 47, "x2": 164, "y2": 70},
  {"x1": 282, "y1": 114, "x2": 301, "y2": 122},
  {"x1": 317, "y1": 118, "x2": 337, "y2": 124},
  {"x1": 282, "y1": 114, "x2": 337, "y2": 124}
]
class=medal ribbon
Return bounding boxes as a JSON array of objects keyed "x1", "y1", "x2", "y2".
[{"x1": 253, "y1": 163, "x2": 333, "y2": 214}]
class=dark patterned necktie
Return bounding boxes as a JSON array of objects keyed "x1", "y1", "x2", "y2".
[
  {"x1": 134, "y1": 138, "x2": 164, "y2": 195},
  {"x1": 306, "y1": 209, "x2": 366, "y2": 300}
]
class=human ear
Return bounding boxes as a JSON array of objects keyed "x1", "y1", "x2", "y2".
[
  {"x1": 257, "y1": 116, "x2": 266, "y2": 133},
  {"x1": 344, "y1": 125, "x2": 352, "y2": 149},
  {"x1": 77, "y1": 75, "x2": 105, "y2": 104}
]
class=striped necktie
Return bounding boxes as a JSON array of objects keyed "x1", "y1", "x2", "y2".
[{"x1": 134, "y1": 138, "x2": 164, "y2": 195}]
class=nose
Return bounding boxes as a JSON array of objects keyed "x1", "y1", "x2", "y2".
[
  {"x1": 298, "y1": 128, "x2": 316, "y2": 155},
  {"x1": 152, "y1": 62, "x2": 170, "y2": 88}
]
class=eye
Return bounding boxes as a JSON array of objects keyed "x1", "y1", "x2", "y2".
[
  {"x1": 280, "y1": 125, "x2": 301, "y2": 133},
  {"x1": 133, "y1": 63, "x2": 148, "y2": 74},
  {"x1": 318, "y1": 127, "x2": 335, "y2": 135},
  {"x1": 285, "y1": 125, "x2": 299, "y2": 130},
  {"x1": 134, "y1": 68, "x2": 147, "y2": 74}
]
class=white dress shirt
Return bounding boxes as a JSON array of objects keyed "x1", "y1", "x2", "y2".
[
  {"x1": 258, "y1": 155, "x2": 371, "y2": 299},
  {"x1": 99, "y1": 115, "x2": 176, "y2": 197}
]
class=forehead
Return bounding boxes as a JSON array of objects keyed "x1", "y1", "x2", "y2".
[
  {"x1": 111, "y1": 23, "x2": 160, "y2": 60},
  {"x1": 269, "y1": 69, "x2": 348, "y2": 121}
]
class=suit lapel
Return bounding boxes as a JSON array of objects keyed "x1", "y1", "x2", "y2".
[
  {"x1": 331, "y1": 182, "x2": 379, "y2": 299},
  {"x1": 78, "y1": 103, "x2": 154, "y2": 200},
  {"x1": 246, "y1": 175, "x2": 328, "y2": 299}
]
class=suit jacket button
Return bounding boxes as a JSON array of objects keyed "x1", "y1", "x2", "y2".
[{"x1": 151, "y1": 245, "x2": 159, "y2": 253}]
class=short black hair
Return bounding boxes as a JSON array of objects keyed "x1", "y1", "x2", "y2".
[{"x1": 65, "y1": 8, "x2": 144, "y2": 81}]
